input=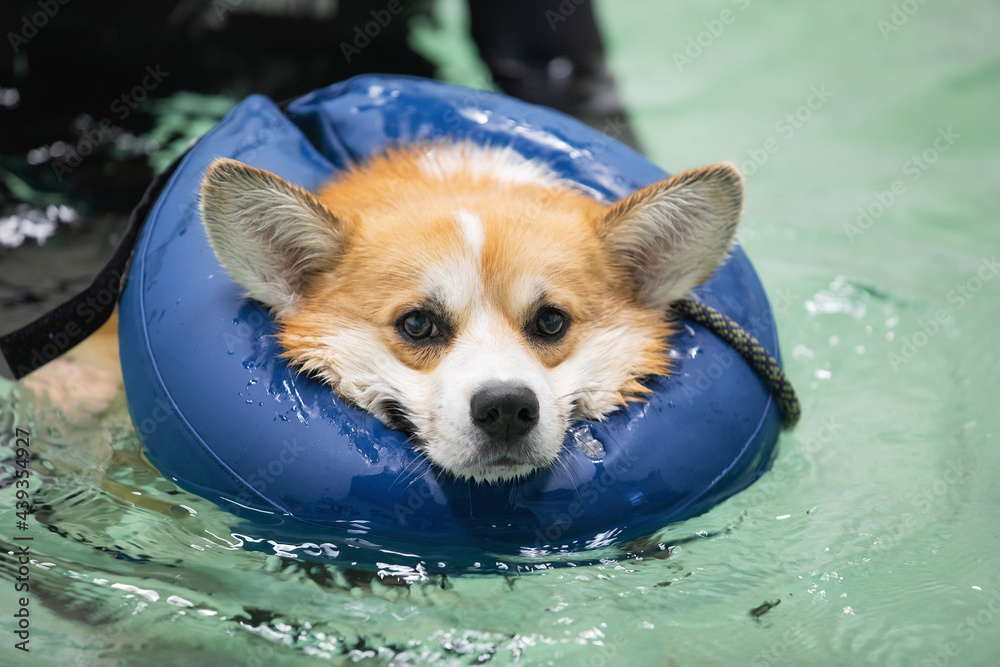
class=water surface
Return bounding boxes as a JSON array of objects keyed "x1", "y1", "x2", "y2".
[{"x1": 2, "y1": 0, "x2": 999, "y2": 664}]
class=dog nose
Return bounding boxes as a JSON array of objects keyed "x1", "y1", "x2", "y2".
[{"x1": 470, "y1": 383, "x2": 539, "y2": 442}]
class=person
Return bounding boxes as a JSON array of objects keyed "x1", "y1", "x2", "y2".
[
  {"x1": 1, "y1": 0, "x2": 639, "y2": 192},
  {"x1": 469, "y1": 1, "x2": 640, "y2": 150}
]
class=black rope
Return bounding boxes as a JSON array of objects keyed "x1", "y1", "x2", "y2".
[{"x1": 673, "y1": 297, "x2": 800, "y2": 429}]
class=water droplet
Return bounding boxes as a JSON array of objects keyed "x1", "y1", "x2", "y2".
[{"x1": 568, "y1": 424, "x2": 604, "y2": 459}]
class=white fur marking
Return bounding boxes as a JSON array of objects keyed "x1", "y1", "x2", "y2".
[
  {"x1": 424, "y1": 305, "x2": 564, "y2": 482},
  {"x1": 456, "y1": 209, "x2": 485, "y2": 257}
]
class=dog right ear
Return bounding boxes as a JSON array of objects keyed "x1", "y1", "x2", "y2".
[
  {"x1": 597, "y1": 163, "x2": 743, "y2": 309},
  {"x1": 199, "y1": 158, "x2": 344, "y2": 317}
]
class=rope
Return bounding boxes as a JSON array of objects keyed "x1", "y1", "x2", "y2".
[{"x1": 673, "y1": 298, "x2": 800, "y2": 429}]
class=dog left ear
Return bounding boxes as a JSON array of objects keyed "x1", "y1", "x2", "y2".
[
  {"x1": 200, "y1": 158, "x2": 345, "y2": 318},
  {"x1": 597, "y1": 163, "x2": 743, "y2": 309}
]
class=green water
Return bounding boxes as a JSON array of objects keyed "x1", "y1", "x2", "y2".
[{"x1": 2, "y1": 0, "x2": 999, "y2": 664}]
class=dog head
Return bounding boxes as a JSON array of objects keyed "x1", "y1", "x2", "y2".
[{"x1": 200, "y1": 145, "x2": 742, "y2": 482}]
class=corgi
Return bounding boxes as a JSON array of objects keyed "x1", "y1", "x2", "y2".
[{"x1": 199, "y1": 144, "x2": 742, "y2": 483}]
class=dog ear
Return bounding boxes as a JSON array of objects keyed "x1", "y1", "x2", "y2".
[
  {"x1": 598, "y1": 163, "x2": 743, "y2": 309},
  {"x1": 199, "y1": 158, "x2": 344, "y2": 317}
]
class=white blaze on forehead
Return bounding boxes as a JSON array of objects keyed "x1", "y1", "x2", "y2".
[
  {"x1": 420, "y1": 243, "x2": 483, "y2": 317},
  {"x1": 456, "y1": 209, "x2": 485, "y2": 257}
]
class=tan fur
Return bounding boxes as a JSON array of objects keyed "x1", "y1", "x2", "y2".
[
  {"x1": 278, "y1": 148, "x2": 671, "y2": 395},
  {"x1": 23, "y1": 309, "x2": 122, "y2": 417},
  {"x1": 200, "y1": 145, "x2": 742, "y2": 481}
]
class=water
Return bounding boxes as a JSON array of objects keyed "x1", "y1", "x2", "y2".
[{"x1": 2, "y1": 0, "x2": 999, "y2": 664}]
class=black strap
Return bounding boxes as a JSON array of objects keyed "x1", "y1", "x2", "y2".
[
  {"x1": 0, "y1": 152, "x2": 185, "y2": 380},
  {"x1": 0, "y1": 95, "x2": 303, "y2": 381}
]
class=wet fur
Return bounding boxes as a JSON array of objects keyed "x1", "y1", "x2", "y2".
[{"x1": 200, "y1": 144, "x2": 742, "y2": 482}]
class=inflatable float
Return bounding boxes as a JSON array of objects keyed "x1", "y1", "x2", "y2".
[{"x1": 114, "y1": 75, "x2": 792, "y2": 571}]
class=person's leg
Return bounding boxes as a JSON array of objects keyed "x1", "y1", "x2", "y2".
[{"x1": 467, "y1": 0, "x2": 641, "y2": 151}]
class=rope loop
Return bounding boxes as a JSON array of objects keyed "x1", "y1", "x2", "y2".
[{"x1": 673, "y1": 298, "x2": 801, "y2": 429}]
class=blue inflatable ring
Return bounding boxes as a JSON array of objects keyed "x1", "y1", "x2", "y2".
[{"x1": 119, "y1": 75, "x2": 783, "y2": 569}]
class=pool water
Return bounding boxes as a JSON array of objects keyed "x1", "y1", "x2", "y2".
[{"x1": 2, "y1": 0, "x2": 999, "y2": 664}]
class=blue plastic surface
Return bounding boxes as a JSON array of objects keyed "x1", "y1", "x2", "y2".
[{"x1": 119, "y1": 75, "x2": 783, "y2": 570}]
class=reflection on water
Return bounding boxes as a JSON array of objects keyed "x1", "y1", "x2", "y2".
[
  {"x1": 2, "y1": 0, "x2": 1000, "y2": 663},
  {"x1": 0, "y1": 203, "x2": 79, "y2": 247},
  {"x1": 3, "y1": 236, "x2": 998, "y2": 662}
]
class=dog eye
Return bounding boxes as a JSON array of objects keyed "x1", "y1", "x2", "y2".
[
  {"x1": 399, "y1": 311, "x2": 440, "y2": 341},
  {"x1": 533, "y1": 308, "x2": 569, "y2": 338}
]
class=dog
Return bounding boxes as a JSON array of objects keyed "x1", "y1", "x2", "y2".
[{"x1": 199, "y1": 144, "x2": 743, "y2": 483}]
